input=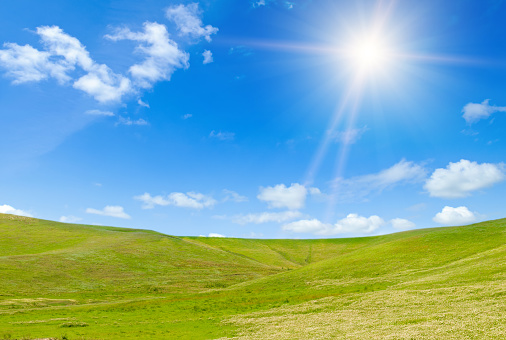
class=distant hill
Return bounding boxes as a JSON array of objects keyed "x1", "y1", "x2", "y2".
[{"x1": 1, "y1": 213, "x2": 505, "y2": 339}]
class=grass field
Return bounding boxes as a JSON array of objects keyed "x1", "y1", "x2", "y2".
[{"x1": 0, "y1": 213, "x2": 505, "y2": 339}]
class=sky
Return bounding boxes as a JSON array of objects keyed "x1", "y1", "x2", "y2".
[{"x1": 1, "y1": 0, "x2": 505, "y2": 239}]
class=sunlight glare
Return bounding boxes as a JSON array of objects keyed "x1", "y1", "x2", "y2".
[{"x1": 348, "y1": 35, "x2": 390, "y2": 71}]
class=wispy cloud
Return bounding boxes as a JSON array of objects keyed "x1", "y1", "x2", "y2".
[
  {"x1": 331, "y1": 126, "x2": 369, "y2": 145},
  {"x1": 390, "y1": 218, "x2": 416, "y2": 230},
  {"x1": 210, "y1": 130, "x2": 235, "y2": 141},
  {"x1": 182, "y1": 113, "x2": 193, "y2": 119},
  {"x1": 137, "y1": 99, "x2": 150, "y2": 108},
  {"x1": 85, "y1": 109, "x2": 114, "y2": 116},
  {"x1": 86, "y1": 205, "x2": 131, "y2": 219},
  {"x1": 134, "y1": 192, "x2": 217, "y2": 210},
  {"x1": 116, "y1": 117, "x2": 149, "y2": 126},
  {"x1": 332, "y1": 159, "x2": 427, "y2": 202},
  {"x1": 462, "y1": 99, "x2": 506, "y2": 124},
  {"x1": 228, "y1": 45, "x2": 253, "y2": 57},
  {"x1": 252, "y1": 0, "x2": 267, "y2": 8},
  {"x1": 229, "y1": 210, "x2": 303, "y2": 225},
  {"x1": 59, "y1": 215, "x2": 82, "y2": 223},
  {"x1": 222, "y1": 189, "x2": 248, "y2": 203}
]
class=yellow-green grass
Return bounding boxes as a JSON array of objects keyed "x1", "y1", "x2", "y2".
[{"x1": 1, "y1": 213, "x2": 505, "y2": 339}]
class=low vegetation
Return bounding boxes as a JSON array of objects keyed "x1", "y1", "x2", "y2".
[{"x1": 0, "y1": 213, "x2": 504, "y2": 339}]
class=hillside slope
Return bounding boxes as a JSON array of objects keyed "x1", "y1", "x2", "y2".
[{"x1": 0, "y1": 213, "x2": 505, "y2": 339}]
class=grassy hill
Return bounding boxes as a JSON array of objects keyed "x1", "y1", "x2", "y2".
[{"x1": 0, "y1": 213, "x2": 505, "y2": 339}]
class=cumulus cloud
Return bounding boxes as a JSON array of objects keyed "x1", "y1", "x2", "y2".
[
  {"x1": 105, "y1": 22, "x2": 189, "y2": 89},
  {"x1": 390, "y1": 218, "x2": 416, "y2": 230},
  {"x1": 85, "y1": 109, "x2": 114, "y2": 116},
  {"x1": 209, "y1": 130, "x2": 235, "y2": 141},
  {"x1": 462, "y1": 99, "x2": 506, "y2": 124},
  {"x1": 1, "y1": 9, "x2": 218, "y2": 104},
  {"x1": 333, "y1": 159, "x2": 427, "y2": 202},
  {"x1": 86, "y1": 205, "x2": 131, "y2": 219},
  {"x1": 59, "y1": 215, "x2": 82, "y2": 223},
  {"x1": 0, "y1": 26, "x2": 132, "y2": 103},
  {"x1": 134, "y1": 192, "x2": 216, "y2": 209},
  {"x1": 424, "y1": 159, "x2": 505, "y2": 198},
  {"x1": 283, "y1": 214, "x2": 385, "y2": 235},
  {"x1": 202, "y1": 49, "x2": 213, "y2": 64},
  {"x1": 433, "y1": 206, "x2": 477, "y2": 226},
  {"x1": 257, "y1": 183, "x2": 310, "y2": 210},
  {"x1": 0, "y1": 204, "x2": 33, "y2": 217},
  {"x1": 208, "y1": 232, "x2": 226, "y2": 237},
  {"x1": 230, "y1": 210, "x2": 302, "y2": 225},
  {"x1": 0, "y1": 43, "x2": 70, "y2": 84},
  {"x1": 166, "y1": 3, "x2": 218, "y2": 42},
  {"x1": 38, "y1": 26, "x2": 132, "y2": 102},
  {"x1": 222, "y1": 189, "x2": 248, "y2": 203}
]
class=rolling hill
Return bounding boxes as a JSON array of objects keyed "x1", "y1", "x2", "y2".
[{"x1": 0, "y1": 213, "x2": 505, "y2": 339}]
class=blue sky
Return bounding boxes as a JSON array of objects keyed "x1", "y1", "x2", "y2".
[{"x1": 1, "y1": 0, "x2": 505, "y2": 238}]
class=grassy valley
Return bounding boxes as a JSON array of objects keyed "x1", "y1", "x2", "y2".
[{"x1": 0, "y1": 213, "x2": 505, "y2": 339}]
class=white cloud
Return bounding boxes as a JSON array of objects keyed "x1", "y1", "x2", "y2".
[
  {"x1": 231, "y1": 210, "x2": 302, "y2": 225},
  {"x1": 37, "y1": 26, "x2": 132, "y2": 103},
  {"x1": 253, "y1": 0, "x2": 266, "y2": 8},
  {"x1": 333, "y1": 159, "x2": 427, "y2": 202},
  {"x1": 0, "y1": 26, "x2": 132, "y2": 103},
  {"x1": 0, "y1": 204, "x2": 33, "y2": 217},
  {"x1": 308, "y1": 187, "x2": 321, "y2": 195},
  {"x1": 202, "y1": 49, "x2": 213, "y2": 64},
  {"x1": 116, "y1": 117, "x2": 149, "y2": 126},
  {"x1": 433, "y1": 206, "x2": 477, "y2": 226},
  {"x1": 85, "y1": 109, "x2": 114, "y2": 116},
  {"x1": 137, "y1": 99, "x2": 150, "y2": 108},
  {"x1": 182, "y1": 113, "x2": 193, "y2": 119},
  {"x1": 0, "y1": 43, "x2": 70, "y2": 84},
  {"x1": 86, "y1": 205, "x2": 131, "y2": 219},
  {"x1": 208, "y1": 232, "x2": 226, "y2": 238},
  {"x1": 105, "y1": 22, "x2": 189, "y2": 89},
  {"x1": 165, "y1": 3, "x2": 218, "y2": 42},
  {"x1": 462, "y1": 99, "x2": 506, "y2": 124},
  {"x1": 332, "y1": 126, "x2": 368, "y2": 145},
  {"x1": 59, "y1": 215, "x2": 82, "y2": 223},
  {"x1": 209, "y1": 130, "x2": 235, "y2": 141},
  {"x1": 285, "y1": 1, "x2": 294, "y2": 9},
  {"x1": 390, "y1": 218, "x2": 416, "y2": 230},
  {"x1": 73, "y1": 71, "x2": 131, "y2": 103},
  {"x1": 424, "y1": 159, "x2": 505, "y2": 198},
  {"x1": 134, "y1": 192, "x2": 216, "y2": 210},
  {"x1": 222, "y1": 189, "x2": 248, "y2": 203},
  {"x1": 283, "y1": 214, "x2": 385, "y2": 235},
  {"x1": 257, "y1": 183, "x2": 308, "y2": 210}
]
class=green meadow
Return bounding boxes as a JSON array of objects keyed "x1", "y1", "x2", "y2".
[{"x1": 0, "y1": 213, "x2": 505, "y2": 339}]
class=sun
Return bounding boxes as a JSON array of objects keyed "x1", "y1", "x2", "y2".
[{"x1": 346, "y1": 35, "x2": 391, "y2": 72}]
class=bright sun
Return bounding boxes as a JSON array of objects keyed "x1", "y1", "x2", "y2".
[{"x1": 347, "y1": 36, "x2": 390, "y2": 71}]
